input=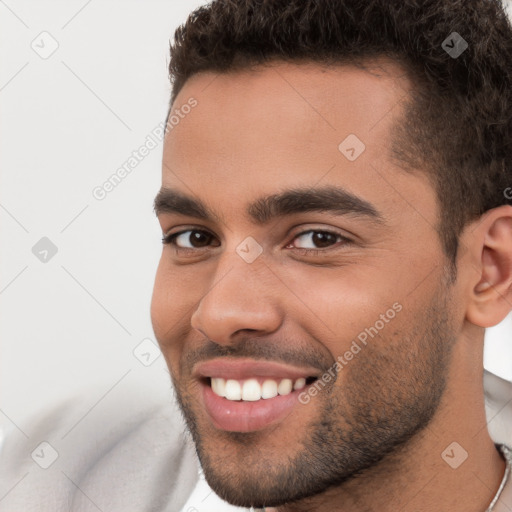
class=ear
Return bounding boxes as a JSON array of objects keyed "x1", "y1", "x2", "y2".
[{"x1": 465, "y1": 205, "x2": 512, "y2": 328}]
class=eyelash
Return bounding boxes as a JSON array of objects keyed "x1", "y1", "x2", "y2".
[{"x1": 161, "y1": 228, "x2": 352, "y2": 256}]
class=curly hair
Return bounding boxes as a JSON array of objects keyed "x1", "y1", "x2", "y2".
[{"x1": 167, "y1": 0, "x2": 512, "y2": 267}]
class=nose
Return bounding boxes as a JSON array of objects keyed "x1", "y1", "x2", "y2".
[{"x1": 190, "y1": 255, "x2": 283, "y2": 345}]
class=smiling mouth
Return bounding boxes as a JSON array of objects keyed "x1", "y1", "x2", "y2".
[
  {"x1": 204, "y1": 376, "x2": 318, "y2": 401},
  {"x1": 193, "y1": 358, "x2": 323, "y2": 431}
]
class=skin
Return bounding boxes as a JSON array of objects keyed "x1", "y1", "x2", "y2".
[{"x1": 151, "y1": 60, "x2": 512, "y2": 511}]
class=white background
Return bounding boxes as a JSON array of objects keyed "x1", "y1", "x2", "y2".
[{"x1": 1, "y1": 0, "x2": 511, "y2": 439}]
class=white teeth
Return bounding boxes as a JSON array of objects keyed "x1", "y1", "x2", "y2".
[
  {"x1": 210, "y1": 377, "x2": 308, "y2": 401},
  {"x1": 242, "y1": 379, "x2": 261, "y2": 401},
  {"x1": 293, "y1": 377, "x2": 306, "y2": 390},
  {"x1": 211, "y1": 378, "x2": 226, "y2": 397},
  {"x1": 261, "y1": 379, "x2": 278, "y2": 399},
  {"x1": 224, "y1": 379, "x2": 242, "y2": 400},
  {"x1": 277, "y1": 379, "x2": 293, "y2": 396}
]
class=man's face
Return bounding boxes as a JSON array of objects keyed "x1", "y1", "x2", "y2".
[{"x1": 151, "y1": 61, "x2": 461, "y2": 507}]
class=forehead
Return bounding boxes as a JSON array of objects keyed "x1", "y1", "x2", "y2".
[
  {"x1": 162, "y1": 59, "x2": 436, "y2": 228},
  {"x1": 172, "y1": 58, "x2": 410, "y2": 124},
  {"x1": 168, "y1": 59, "x2": 410, "y2": 138},
  {"x1": 164, "y1": 59, "x2": 411, "y2": 172}
]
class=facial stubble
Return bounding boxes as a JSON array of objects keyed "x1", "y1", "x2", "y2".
[{"x1": 170, "y1": 278, "x2": 456, "y2": 509}]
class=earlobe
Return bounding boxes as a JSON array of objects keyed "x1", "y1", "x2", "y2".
[{"x1": 466, "y1": 207, "x2": 512, "y2": 328}]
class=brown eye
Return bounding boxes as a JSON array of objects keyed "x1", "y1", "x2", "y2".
[
  {"x1": 163, "y1": 229, "x2": 216, "y2": 248},
  {"x1": 291, "y1": 230, "x2": 345, "y2": 250}
]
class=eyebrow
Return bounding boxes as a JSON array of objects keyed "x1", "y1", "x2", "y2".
[{"x1": 153, "y1": 186, "x2": 384, "y2": 226}]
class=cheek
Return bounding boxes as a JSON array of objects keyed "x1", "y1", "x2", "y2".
[
  {"x1": 151, "y1": 255, "x2": 197, "y2": 310},
  {"x1": 284, "y1": 266, "x2": 401, "y2": 357},
  {"x1": 150, "y1": 262, "x2": 169, "y2": 336},
  {"x1": 151, "y1": 259, "x2": 212, "y2": 372},
  {"x1": 150, "y1": 279, "x2": 184, "y2": 379},
  {"x1": 150, "y1": 260, "x2": 190, "y2": 347}
]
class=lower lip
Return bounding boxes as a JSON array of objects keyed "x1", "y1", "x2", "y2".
[{"x1": 201, "y1": 381, "x2": 303, "y2": 432}]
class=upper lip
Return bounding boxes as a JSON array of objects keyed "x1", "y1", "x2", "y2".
[{"x1": 193, "y1": 357, "x2": 321, "y2": 381}]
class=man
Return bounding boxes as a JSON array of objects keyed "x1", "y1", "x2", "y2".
[
  {"x1": 151, "y1": 0, "x2": 512, "y2": 511},
  {"x1": 1, "y1": 1, "x2": 511, "y2": 511}
]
